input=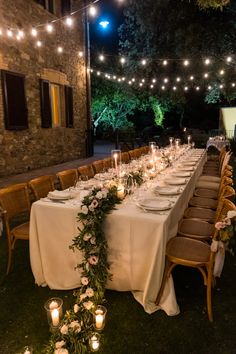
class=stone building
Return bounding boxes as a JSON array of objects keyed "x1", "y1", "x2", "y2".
[{"x1": 0, "y1": 0, "x2": 90, "y2": 177}]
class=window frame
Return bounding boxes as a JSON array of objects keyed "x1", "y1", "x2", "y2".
[{"x1": 1, "y1": 70, "x2": 28, "y2": 130}]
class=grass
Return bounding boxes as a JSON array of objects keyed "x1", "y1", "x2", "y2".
[{"x1": 1, "y1": 161, "x2": 236, "y2": 353}]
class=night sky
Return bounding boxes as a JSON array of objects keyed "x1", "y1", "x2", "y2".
[{"x1": 89, "y1": 0, "x2": 124, "y2": 54}]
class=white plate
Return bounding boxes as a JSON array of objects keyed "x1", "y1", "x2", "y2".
[
  {"x1": 182, "y1": 162, "x2": 195, "y2": 166},
  {"x1": 172, "y1": 172, "x2": 191, "y2": 178},
  {"x1": 154, "y1": 186, "x2": 182, "y2": 195},
  {"x1": 138, "y1": 198, "x2": 172, "y2": 211},
  {"x1": 177, "y1": 166, "x2": 194, "y2": 172},
  {"x1": 48, "y1": 191, "x2": 72, "y2": 200},
  {"x1": 165, "y1": 178, "x2": 187, "y2": 185}
]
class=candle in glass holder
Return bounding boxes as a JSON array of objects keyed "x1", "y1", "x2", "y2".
[
  {"x1": 169, "y1": 137, "x2": 174, "y2": 147},
  {"x1": 89, "y1": 333, "x2": 101, "y2": 352},
  {"x1": 44, "y1": 297, "x2": 63, "y2": 331},
  {"x1": 94, "y1": 305, "x2": 107, "y2": 331},
  {"x1": 51, "y1": 308, "x2": 60, "y2": 327},
  {"x1": 187, "y1": 135, "x2": 191, "y2": 145},
  {"x1": 117, "y1": 184, "x2": 125, "y2": 199},
  {"x1": 23, "y1": 347, "x2": 33, "y2": 354}
]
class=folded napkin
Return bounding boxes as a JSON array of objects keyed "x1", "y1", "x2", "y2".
[{"x1": 48, "y1": 190, "x2": 71, "y2": 199}]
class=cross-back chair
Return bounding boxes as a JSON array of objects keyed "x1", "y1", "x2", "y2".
[
  {"x1": 57, "y1": 169, "x2": 78, "y2": 190},
  {"x1": 28, "y1": 175, "x2": 55, "y2": 200},
  {"x1": 103, "y1": 157, "x2": 112, "y2": 170},
  {"x1": 156, "y1": 198, "x2": 236, "y2": 322},
  {"x1": 92, "y1": 160, "x2": 105, "y2": 174},
  {"x1": 78, "y1": 164, "x2": 95, "y2": 179},
  {"x1": 0, "y1": 183, "x2": 31, "y2": 274}
]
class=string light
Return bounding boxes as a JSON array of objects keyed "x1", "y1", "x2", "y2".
[
  {"x1": 204, "y1": 58, "x2": 211, "y2": 65},
  {"x1": 196, "y1": 86, "x2": 200, "y2": 91},
  {"x1": 152, "y1": 79, "x2": 156, "y2": 83},
  {"x1": 163, "y1": 60, "x2": 168, "y2": 66},
  {"x1": 232, "y1": 83, "x2": 235, "y2": 87},
  {"x1": 226, "y1": 56, "x2": 232, "y2": 63},
  {"x1": 46, "y1": 23, "x2": 54, "y2": 33},
  {"x1": 99, "y1": 54, "x2": 105, "y2": 61},
  {"x1": 150, "y1": 84, "x2": 154, "y2": 89},
  {"x1": 31, "y1": 28, "x2": 38, "y2": 37},
  {"x1": 141, "y1": 79, "x2": 145, "y2": 83},
  {"x1": 183, "y1": 60, "x2": 189, "y2": 66},
  {"x1": 132, "y1": 78, "x2": 135, "y2": 82},
  {"x1": 65, "y1": 17, "x2": 73, "y2": 27},
  {"x1": 219, "y1": 84, "x2": 224, "y2": 89},
  {"x1": 141, "y1": 59, "x2": 147, "y2": 66},
  {"x1": 113, "y1": 75, "x2": 116, "y2": 79},
  {"x1": 173, "y1": 86, "x2": 177, "y2": 91},
  {"x1": 139, "y1": 83, "x2": 143, "y2": 87},
  {"x1": 57, "y1": 46, "x2": 63, "y2": 53},
  {"x1": 120, "y1": 57, "x2": 126, "y2": 64},
  {"x1": 36, "y1": 40, "x2": 42, "y2": 47},
  {"x1": 208, "y1": 85, "x2": 212, "y2": 90},
  {"x1": 219, "y1": 69, "x2": 225, "y2": 75},
  {"x1": 97, "y1": 71, "x2": 101, "y2": 76},
  {"x1": 161, "y1": 85, "x2": 165, "y2": 90},
  {"x1": 176, "y1": 77, "x2": 181, "y2": 82},
  {"x1": 78, "y1": 51, "x2": 83, "y2": 57},
  {"x1": 164, "y1": 78, "x2": 168, "y2": 83},
  {"x1": 89, "y1": 5, "x2": 97, "y2": 17},
  {"x1": 204, "y1": 73, "x2": 209, "y2": 78},
  {"x1": 184, "y1": 86, "x2": 188, "y2": 91},
  {"x1": 190, "y1": 76, "x2": 194, "y2": 80},
  {"x1": 18, "y1": 30, "x2": 24, "y2": 38}
]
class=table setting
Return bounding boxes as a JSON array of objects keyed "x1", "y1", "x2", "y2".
[{"x1": 29, "y1": 144, "x2": 207, "y2": 316}]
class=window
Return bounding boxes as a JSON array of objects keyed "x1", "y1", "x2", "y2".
[
  {"x1": 1, "y1": 71, "x2": 28, "y2": 130},
  {"x1": 36, "y1": 0, "x2": 55, "y2": 14},
  {"x1": 61, "y1": 0, "x2": 71, "y2": 16},
  {"x1": 40, "y1": 80, "x2": 73, "y2": 128}
]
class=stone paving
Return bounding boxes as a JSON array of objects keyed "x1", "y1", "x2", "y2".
[{"x1": 0, "y1": 141, "x2": 114, "y2": 188}]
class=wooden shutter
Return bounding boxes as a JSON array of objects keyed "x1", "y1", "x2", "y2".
[
  {"x1": 65, "y1": 85, "x2": 74, "y2": 128},
  {"x1": 40, "y1": 79, "x2": 52, "y2": 128},
  {"x1": 61, "y1": 0, "x2": 71, "y2": 16},
  {"x1": 1, "y1": 70, "x2": 28, "y2": 130}
]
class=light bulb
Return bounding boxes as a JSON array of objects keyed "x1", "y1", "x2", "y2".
[
  {"x1": 152, "y1": 79, "x2": 156, "y2": 83},
  {"x1": 231, "y1": 83, "x2": 235, "y2": 87},
  {"x1": 31, "y1": 28, "x2": 38, "y2": 37},
  {"x1": 190, "y1": 76, "x2": 194, "y2": 80},
  {"x1": 46, "y1": 23, "x2": 53, "y2": 33},
  {"x1": 204, "y1": 58, "x2": 211, "y2": 65},
  {"x1": 36, "y1": 40, "x2": 42, "y2": 47},
  {"x1": 113, "y1": 75, "x2": 117, "y2": 80},
  {"x1": 204, "y1": 73, "x2": 209, "y2": 78},
  {"x1": 164, "y1": 78, "x2": 168, "y2": 83},
  {"x1": 132, "y1": 78, "x2": 135, "y2": 82},
  {"x1": 78, "y1": 51, "x2": 83, "y2": 57},
  {"x1": 57, "y1": 46, "x2": 63, "y2": 53},
  {"x1": 196, "y1": 86, "x2": 200, "y2": 91},
  {"x1": 141, "y1": 59, "x2": 147, "y2": 65},
  {"x1": 99, "y1": 54, "x2": 104, "y2": 61},
  {"x1": 97, "y1": 71, "x2": 101, "y2": 76},
  {"x1": 65, "y1": 17, "x2": 73, "y2": 27},
  {"x1": 183, "y1": 60, "x2": 189, "y2": 66},
  {"x1": 219, "y1": 84, "x2": 224, "y2": 89},
  {"x1": 18, "y1": 30, "x2": 24, "y2": 38},
  {"x1": 89, "y1": 6, "x2": 97, "y2": 17},
  {"x1": 226, "y1": 56, "x2": 232, "y2": 62},
  {"x1": 161, "y1": 85, "x2": 165, "y2": 90},
  {"x1": 150, "y1": 84, "x2": 154, "y2": 88},
  {"x1": 163, "y1": 60, "x2": 168, "y2": 66},
  {"x1": 208, "y1": 85, "x2": 212, "y2": 90},
  {"x1": 173, "y1": 86, "x2": 177, "y2": 91},
  {"x1": 120, "y1": 57, "x2": 126, "y2": 64},
  {"x1": 184, "y1": 86, "x2": 188, "y2": 91},
  {"x1": 176, "y1": 77, "x2": 181, "y2": 82},
  {"x1": 219, "y1": 70, "x2": 224, "y2": 75},
  {"x1": 141, "y1": 79, "x2": 145, "y2": 83},
  {"x1": 139, "y1": 83, "x2": 143, "y2": 87}
]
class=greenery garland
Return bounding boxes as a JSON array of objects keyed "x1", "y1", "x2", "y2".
[
  {"x1": 197, "y1": 0, "x2": 230, "y2": 10},
  {"x1": 43, "y1": 185, "x2": 121, "y2": 354}
]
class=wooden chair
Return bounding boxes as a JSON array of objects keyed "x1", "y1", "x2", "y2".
[
  {"x1": 179, "y1": 187, "x2": 235, "y2": 241},
  {"x1": 156, "y1": 199, "x2": 236, "y2": 322},
  {"x1": 0, "y1": 183, "x2": 31, "y2": 274},
  {"x1": 78, "y1": 164, "x2": 95, "y2": 179},
  {"x1": 189, "y1": 185, "x2": 235, "y2": 210},
  {"x1": 121, "y1": 152, "x2": 130, "y2": 164},
  {"x1": 194, "y1": 176, "x2": 233, "y2": 199},
  {"x1": 57, "y1": 169, "x2": 78, "y2": 190},
  {"x1": 28, "y1": 175, "x2": 55, "y2": 200},
  {"x1": 92, "y1": 160, "x2": 105, "y2": 174},
  {"x1": 103, "y1": 157, "x2": 112, "y2": 170},
  {"x1": 128, "y1": 149, "x2": 138, "y2": 160}
]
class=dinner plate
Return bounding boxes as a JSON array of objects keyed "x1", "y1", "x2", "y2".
[
  {"x1": 48, "y1": 191, "x2": 72, "y2": 200},
  {"x1": 138, "y1": 198, "x2": 172, "y2": 211},
  {"x1": 165, "y1": 177, "x2": 187, "y2": 185},
  {"x1": 177, "y1": 166, "x2": 194, "y2": 172},
  {"x1": 172, "y1": 171, "x2": 191, "y2": 178},
  {"x1": 154, "y1": 186, "x2": 182, "y2": 195},
  {"x1": 182, "y1": 162, "x2": 195, "y2": 166}
]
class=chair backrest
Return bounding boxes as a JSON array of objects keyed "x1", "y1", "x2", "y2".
[
  {"x1": 128, "y1": 150, "x2": 138, "y2": 160},
  {"x1": 57, "y1": 169, "x2": 78, "y2": 190},
  {"x1": 218, "y1": 176, "x2": 233, "y2": 197},
  {"x1": 0, "y1": 183, "x2": 31, "y2": 222},
  {"x1": 92, "y1": 160, "x2": 105, "y2": 174},
  {"x1": 121, "y1": 152, "x2": 130, "y2": 164},
  {"x1": 78, "y1": 164, "x2": 95, "y2": 179},
  {"x1": 28, "y1": 175, "x2": 55, "y2": 200},
  {"x1": 103, "y1": 157, "x2": 112, "y2": 170},
  {"x1": 220, "y1": 151, "x2": 232, "y2": 176}
]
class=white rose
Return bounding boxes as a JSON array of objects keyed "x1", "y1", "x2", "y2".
[
  {"x1": 83, "y1": 301, "x2": 93, "y2": 310},
  {"x1": 60, "y1": 324, "x2": 68, "y2": 335},
  {"x1": 74, "y1": 304, "x2": 79, "y2": 313},
  {"x1": 101, "y1": 190, "x2": 108, "y2": 198},
  {"x1": 81, "y1": 276, "x2": 89, "y2": 285},
  {"x1": 89, "y1": 205, "x2": 94, "y2": 212},
  {"x1": 80, "y1": 293, "x2": 87, "y2": 301},
  {"x1": 85, "y1": 287, "x2": 94, "y2": 297},
  {"x1": 83, "y1": 234, "x2": 91, "y2": 241},
  {"x1": 90, "y1": 236, "x2": 96, "y2": 245},
  {"x1": 227, "y1": 210, "x2": 236, "y2": 219},
  {"x1": 69, "y1": 320, "x2": 81, "y2": 333},
  {"x1": 81, "y1": 205, "x2": 88, "y2": 215},
  {"x1": 55, "y1": 341, "x2": 66, "y2": 349},
  {"x1": 96, "y1": 191, "x2": 103, "y2": 199}
]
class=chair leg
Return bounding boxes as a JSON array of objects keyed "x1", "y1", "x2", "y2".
[
  {"x1": 207, "y1": 266, "x2": 213, "y2": 322},
  {"x1": 155, "y1": 259, "x2": 172, "y2": 305},
  {"x1": 6, "y1": 247, "x2": 12, "y2": 275}
]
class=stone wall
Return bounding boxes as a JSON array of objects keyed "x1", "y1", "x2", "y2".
[{"x1": 0, "y1": 0, "x2": 89, "y2": 177}]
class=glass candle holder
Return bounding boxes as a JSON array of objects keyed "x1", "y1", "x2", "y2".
[
  {"x1": 44, "y1": 297, "x2": 63, "y2": 331},
  {"x1": 89, "y1": 333, "x2": 101, "y2": 352},
  {"x1": 149, "y1": 141, "x2": 156, "y2": 153},
  {"x1": 169, "y1": 137, "x2": 174, "y2": 147},
  {"x1": 175, "y1": 138, "x2": 181, "y2": 148},
  {"x1": 111, "y1": 150, "x2": 121, "y2": 177},
  {"x1": 93, "y1": 305, "x2": 107, "y2": 331},
  {"x1": 187, "y1": 135, "x2": 191, "y2": 145},
  {"x1": 22, "y1": 346, "x2": 33, "y2": 354}
]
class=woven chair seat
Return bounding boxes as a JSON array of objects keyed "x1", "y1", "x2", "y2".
[
  {"x1": 194, "y1": 188, "x2": 218, "y2": 199},
  {"x1": 189, "y1": 196, "x2": 218, "y2": 209},
  {"x1": 202, "y1": 169, "x2": 219, "y2": 177},
  {"x1": 12, "y1": 222, "x2": 30, "y2": 239},
  {"x1": 178, "y1": 219, "x2": 214, "y2": 240},
  {"x1": 198, "y1": 175, "x2": 221, "y2": 183},
  {"x1": 195, "y1": 180, "x2": 219, "y2": 191},
  {"x1": 184, "y1": 207, "x2": 216, "y2": 222},
  {"x1": 167, "y1": 236, "x2": 211, "y2": 264}
]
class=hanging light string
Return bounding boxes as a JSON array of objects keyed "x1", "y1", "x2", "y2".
[{"x1": 89, "y1": 67, "x2": 236, "y2": 92}]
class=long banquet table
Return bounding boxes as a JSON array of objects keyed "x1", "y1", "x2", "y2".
[{"x1": 30, "y1": 148, "x2": 207, "y2": 316}]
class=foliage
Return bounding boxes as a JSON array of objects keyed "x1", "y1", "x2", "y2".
[
  {"x1": 215, "y1": 210, "x2": 236, "y2": 255},
  {"x1": 197, "y1": 0, "x2": 230, "y2": 10},
  {"x1": 43, "y1": 186, "x2": 121, "y2": 354},
  {"x1": 204, "y1": 85, "x2": 221, "y2": 104}
]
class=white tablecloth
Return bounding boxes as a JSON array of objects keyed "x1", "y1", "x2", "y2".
[{"x1": 30, "y1": 149, "x2": 207, "y2": 315}]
